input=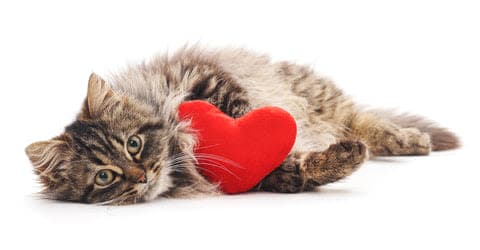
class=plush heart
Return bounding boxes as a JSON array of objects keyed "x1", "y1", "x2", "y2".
[{"x1": 178, "y1": 100, "x2": 297, "y2": 194}]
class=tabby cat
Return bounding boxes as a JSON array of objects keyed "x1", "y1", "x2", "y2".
[{"x1": 25, "y1": 47, "x2": 459, "y2": 204}]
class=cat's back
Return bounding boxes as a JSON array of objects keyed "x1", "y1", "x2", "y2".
[{"x1": 111, "y1": 47, "x2": 315, "y2": 116}]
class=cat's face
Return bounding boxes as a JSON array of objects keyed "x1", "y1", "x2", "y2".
[{"x1": 25, "y1": 74, "x2": 190, "y2": 204}]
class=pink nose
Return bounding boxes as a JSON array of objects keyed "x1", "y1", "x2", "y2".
[
  {"x1": 125, "y1": 166, "x2": 147, "y2": 183},
  {"x1": 137, "y1": 173, "x2": 147, "y2": 183}
]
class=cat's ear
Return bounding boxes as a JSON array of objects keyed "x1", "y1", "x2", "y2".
[
  {"x1": 79, "y1": 73, "x2": 117, "y2": 120},
  {"x1": 25, "y1": 136, "x2": 71, "y2": 180}
]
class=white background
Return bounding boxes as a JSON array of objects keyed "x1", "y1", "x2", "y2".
[{"x1": 0, "y1": 0, "x2": 478, "y2": 249}]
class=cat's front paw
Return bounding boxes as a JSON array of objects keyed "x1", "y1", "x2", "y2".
[
  {"x1": 256, "y1": 159, "x2": 304, "y2": 193},
  {"x1": 302, "y1": 140, "x2": 367, "y2": 186}
]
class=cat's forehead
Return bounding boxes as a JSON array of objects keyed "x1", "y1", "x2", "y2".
[
  {"x1": 67, "y1": 115, "x2": 159, "y2": 135},
  {"x1": 66, "y1": 120, "x2": 115, "y2": 137}
]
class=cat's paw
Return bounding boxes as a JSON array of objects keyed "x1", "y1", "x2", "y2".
[
  {"x1": 256, "y1": 141, "x2": 368, "y2": 192},
  {"x1": 372, "y1": 127, "x2": 431, "y2": 156},
  {"x1": 302, "y1": 140, "x2": 367, "y2": 186},
  {"x1": 255, "y1": 154, "x2": 304, "y2": 193},
  {"x1": 330, "y1": 140, "x2": 368, "y2": 166}
]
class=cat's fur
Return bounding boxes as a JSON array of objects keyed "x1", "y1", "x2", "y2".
[{"x1": 25, "y1": 47, "x2": 459, "y2": 204}]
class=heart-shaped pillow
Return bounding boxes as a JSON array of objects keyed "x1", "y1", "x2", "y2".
[{"x1": 178, "y1": 100, "x2": 297, "y2": 194}]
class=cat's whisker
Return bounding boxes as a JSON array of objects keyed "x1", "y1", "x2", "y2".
[
  {"x1": 194, "y1": 153, "x2": 246, "y2": 169},
  {"x1": 195, "y1": 162, "x2": 241, "y2": 180},
  {"x1": 168, "y1": 162, "x2": 222, "y2": 179},
  {"x1": 167, "y1": 153, "x2": 195, "y2": 162},
  {"x1": 167, "y1": 157, "x2": 194, "y2": 165},
  {"x1": 168, "y1": 152, "x2": 245, "y2": 180},
  {"x1": 193, "y1": 143, "x2": 222, "y2": 150},
  {"x1": 167, "y1": 157, "x2": 198, "y2": 167}
]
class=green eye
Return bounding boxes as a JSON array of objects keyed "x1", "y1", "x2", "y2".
[
  {"x1": 127, "y1": 135, "x2": 142, "y2": 155},
  {"x1": 95, "y1": 169, "x2": 115, "y2": 186}
]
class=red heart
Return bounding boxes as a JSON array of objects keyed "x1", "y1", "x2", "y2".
[{"x1": 178, "y1": 101, "x2": 297, "y2": 194}]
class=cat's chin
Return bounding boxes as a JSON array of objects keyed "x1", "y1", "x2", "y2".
[{"x1": 142, "y1": 165, "x2": 173, "y2": 201}]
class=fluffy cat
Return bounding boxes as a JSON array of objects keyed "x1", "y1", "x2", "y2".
[{"x1": 25, "y1": 47, "x2": 459, "y2": 204}]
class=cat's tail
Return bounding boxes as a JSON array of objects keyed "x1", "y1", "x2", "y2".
[{"x1": 372, "y1": 110, "x2": 461, "y2": 151}]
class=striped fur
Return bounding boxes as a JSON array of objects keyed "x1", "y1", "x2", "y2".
[{"x1": 25, "y1": 46, "x2": 459, "y2": 204}]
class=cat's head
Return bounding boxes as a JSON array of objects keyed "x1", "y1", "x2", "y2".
[{"x1": 25, "y1": 73, "x2": 213, "y2": 204}]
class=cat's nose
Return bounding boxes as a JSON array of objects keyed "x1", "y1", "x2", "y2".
[
  {"x1": 124, "y1": 166, "x2": 147, "y2": 184},
  {"x1": 137, "y1": 173, "x2": 147, "y2": 183}
]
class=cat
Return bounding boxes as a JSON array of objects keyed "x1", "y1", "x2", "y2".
[{"x1": 25, "y1": 46, "x2": 460, "y2": 204}]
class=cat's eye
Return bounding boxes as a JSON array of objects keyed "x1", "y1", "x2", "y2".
[
  {"x1": 126, "y1": 135, "x2": 142, "y2": 155},
  {"x1": 95, "y1": 169, "x2": 115, "y2": 186}
]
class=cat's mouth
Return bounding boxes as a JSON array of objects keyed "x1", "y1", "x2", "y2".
[{"x1": 140, "y1": 162, "x2": 172, "y2": 201}]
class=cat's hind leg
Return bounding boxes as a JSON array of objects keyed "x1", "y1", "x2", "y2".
[
  {"x1": 349, "y1": 112, "x2": 432, "y2": 156},
  {"x1": 255, "y1": 140, "x2": 367, "y2": 193}
]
